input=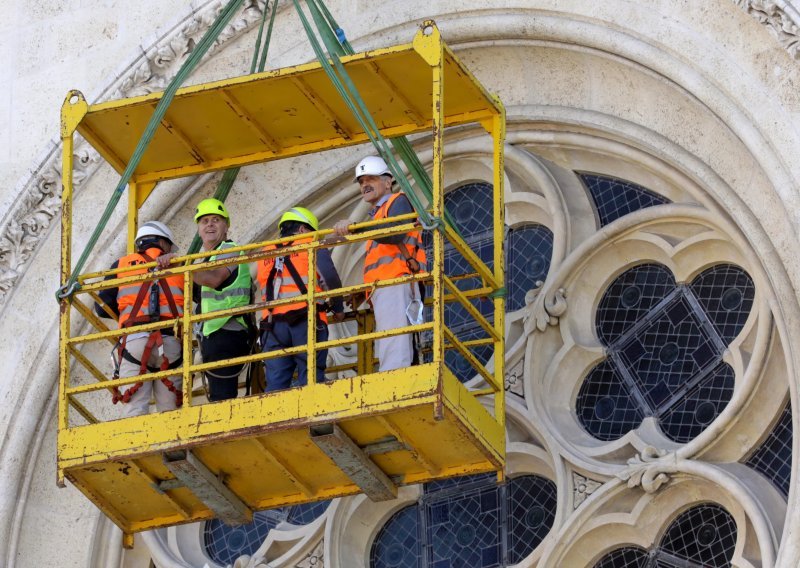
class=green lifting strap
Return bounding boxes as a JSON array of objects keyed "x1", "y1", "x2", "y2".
[
  {"x1": 302, "y1": 0, "x2": 460, "y2": 235},
  {"x1": 57, "y1": 0, "x2": 247, "y2": 300},
  {"x1": 187, "y1": 0, "x2": 280, "y2": 256}
]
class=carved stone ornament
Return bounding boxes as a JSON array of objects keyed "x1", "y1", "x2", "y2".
[
  {"x1": 616, "y1": 446, "x2": 678, "y2": 494},
  {"x1": 504, "y1": 356, "x2": 525, "y2": 397},
  {"x1": 0, "y1": 0, "x2": 266, "y2": 313},
  {"x1": 734, "y1": 0, "x2": 800, "y2": 59},
  {"x1": 230, "y1": 538, "x2": 324, "y2": 568},
  {"x1": 572, "y1": 472, "x2": 603, "y2": 509},
  {"x1": 523, "y1": 282, "x2": 567, "y2": 335},
  {"x1": 295, "y1": 539, "x2": 325, "y2": 567}
]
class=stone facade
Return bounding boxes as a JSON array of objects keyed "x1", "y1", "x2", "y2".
[{"x1": 2, "y1": 1, "x2": 800, "y2": 566}]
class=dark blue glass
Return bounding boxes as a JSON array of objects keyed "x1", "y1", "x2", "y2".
[
  {"x1": 746, "y1": 402, "x2": 792, "y2": 498},
  {"x1": 204, "y1": 501, "x2": 330, "y2": 566},
  {"x1": 506, "y1": 225, "x2": 554, "y2": 312},
  {"x1": 578, "y1": 264, "x2": 752, "y2": 443},
  {"x1": 593, "y1": 547, "x2": 649, "y2": 568},
  {"x1": 595, "y1": 504, "x2": 736, "y2": 567},
  {"x1": 371, "y1": 474, "x2": 556, "y2": 568},
  {"x1": 370, "y1": 505, "x2": 422, "y2": 568},
  {"x1": 421, "y1": 183, "x2": 553, "y2": 383},
  {"x1": 579, "y1": 173, "x2": 669, "y2": 227}
]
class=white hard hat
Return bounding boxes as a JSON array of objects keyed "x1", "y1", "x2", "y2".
[
  {"x1": 354, "y1": 155, "x2": 392, "y2": 182},
  {"x1": 135, "y1": 220, "x2": 175, "y2": 248}
]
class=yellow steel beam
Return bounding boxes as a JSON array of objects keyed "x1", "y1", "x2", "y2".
[
  {"x1": 68, "y1": 344, "x2": 111, "y2": 386},
  {"x1": 251, "y1": 438, "x2": 315, "y2": 498},
  {"x1": 291, "y1": 76, "x2": 352, "y2": 140},
  {"x1": 375, "y1": 415, "x2": 440, "y2": 476},
  {"x1": 127, "y1": 182, "x2": 138, "y2": 253},
  {"x1": 490, "y1": 100, "x2": 506, "y2": 431},
  {"x1": 442, "y1": 223, "x2": 498, "y2": 289},
  {"x1": 443, "y1": 327, "x2": 497, "y2": 391},
  {"x1": 70, "y1": 295, "x2": 114, "y2": 340},
  {"x1": 219, "y1": 90, "x2": 281, "y2": 152},
  {"x1": 442, "y1": 275, "x2": 499, "y2": 342},
  {"x1": 67, "y1": 395, "x2": 99, "y2": 425},
  {"x1": 59, "y1": 90, "x2": 85, "y2": 486}
]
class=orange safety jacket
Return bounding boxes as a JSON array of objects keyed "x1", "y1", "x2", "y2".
[
  {"x1": 363, "y1": 193, "x2": 427, "y2": 284},
  {"x1": 116, "y1": 247, "x2": 185, "y2": 327},
  {"x1": 257, "y1": 238, "x2": 328, "y2": 323}
]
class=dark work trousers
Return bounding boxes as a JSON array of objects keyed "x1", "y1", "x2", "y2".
[
  {"x1": 200, "y1": 328, "x2": 251, "y2": 401},
  {"x1": 263, "y1": 318, "x2": 329, "y2": 391}
]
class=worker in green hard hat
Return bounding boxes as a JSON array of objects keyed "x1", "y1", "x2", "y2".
[{"x1": 256, "y1": 207, "x2": 345, "y2": 391}]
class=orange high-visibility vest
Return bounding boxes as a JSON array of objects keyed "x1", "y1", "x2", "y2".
[
  {"x1": 363, "y1": 193, "x2": 427, "y2": 284},
  {"x1": 257, "y1": 238, "x2": 328, "y2": 323},
  {"x1": 116, "y1": 247, "x2": 184, "y2": 327}
]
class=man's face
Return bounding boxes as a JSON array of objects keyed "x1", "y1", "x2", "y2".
[
  {"x1": 197, "y1": 214, "x2": 228, "y2": 248},
  {"x1": 358, "y1": 174, "x2": 392, "y2": 205}
]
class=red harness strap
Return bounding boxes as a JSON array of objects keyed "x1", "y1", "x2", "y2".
[{"x1": 112, "y1": 254, "x2": 183, "y2": 407}]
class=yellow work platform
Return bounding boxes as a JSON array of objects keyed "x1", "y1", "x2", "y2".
[
  {"x1": 58, "y1": 21, "x2": 506, "y2": 542},
  {"x1": 60, "y1": 364, "x2": 503, "y2": 533}
]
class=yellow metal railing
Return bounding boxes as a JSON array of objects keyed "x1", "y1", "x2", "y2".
[{"x1": 59, "y1": 211, "x2": 504, "y2": 431}]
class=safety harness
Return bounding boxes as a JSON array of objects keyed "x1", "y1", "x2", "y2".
[{"x1": 111, "y1": 252, "x2": 183, "y2": 407}]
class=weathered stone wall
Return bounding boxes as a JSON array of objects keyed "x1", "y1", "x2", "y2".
[{"x1": 2, "y1": 1, "x2": 800, "y2": 566}]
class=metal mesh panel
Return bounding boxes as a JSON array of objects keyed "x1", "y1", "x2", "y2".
[
  {"x1": 593, "y1": 547, "x2": 650, "y2": 568},
  {"x1": 595, "y1": 504, "x2": 736, "y2": 567},
  {"x1": 424, "y1": 472, "x2": 498, "y2": 495},
  {"x1": 659, "y1": 364, "x2": 735, "y2": 443},
  {"x1": 689, "y1": 264, "x2": 755, "y2": 344},
  {"x1": 658, "y1": 504, "x2": 737, "y2": 566},
  {"x1": 746, "y1": 401, "x2": 793, "y2": 498},
  {"x1": 506, "y1": 224, "x2": 554, "y2": 311},
  {"x1": 371, "y1": 474, "x2": 556, "y2": 568},
  {"x1": 617, "y1": 296, "x2": 719, "y2": 411},
  {"x1": 579, "y1": 263, "x2": 751, "y2": 443},
  {"x1": 579, "y1": 173, "x2": 669, "y2": 227},
  {"x1": 507, "y1": 475, "x2": 557, "y2": 564},
  {"x1": 204, "y1": 501, "x2": 330, "y2": 565},
  {"x1": 286, "y1": 499, "x2": 331, "y2": 525},
  {"x1": 204, "y1": 510, "x2": 282, "y2": 566},
  {"x1": 596, "y1": 265, "x2": 677, "y2": 345},
  {"x1": 370, "y1": 505, "x2": 422, "y2": 568},
  {"x1": 425, "y1": 484, "x2": 504, "y2": 568},
  {"x1": 445, "y1": 182, "x2": 495, "y2": 239},
  {"x1": 577, "y1": 360, "x2": 645, "y2": 441}
]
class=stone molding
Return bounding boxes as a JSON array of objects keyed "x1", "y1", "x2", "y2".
[
  {"x1": 572, "y1": 472, "x2": 602, "y2": 509},
  {"x1": 0, "y1": 0, "x2": 266, "y2": 315},
  {"x1": 734, "y1": 0, "x2": 800, "y2": 59}
]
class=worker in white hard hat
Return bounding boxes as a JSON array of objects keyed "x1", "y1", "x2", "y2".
[
  {"x1": 94, "y1": 220, "x2": 184, "y2": 417},
  {"x1": 333, "y1": 156, "x2": 427, "y2": 372}
]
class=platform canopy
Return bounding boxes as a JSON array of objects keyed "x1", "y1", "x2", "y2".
[{"x1": 75, "y1": 40, "x2": 501, "y2": 185}]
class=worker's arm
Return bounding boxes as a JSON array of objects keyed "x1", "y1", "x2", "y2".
[
  {"x1": 317, "y1": 248, "x2": 345, "y2": 321},
  {"x1": 194, "y1": 242, "x2": 239, "y2": 289},
  {"x1": 331, "y1": 193, "x2": 416, "y2": 241},
  {"x1": 94, "y1": 260, "x2": 120, "y2": 318},
  {"x1": 153, "y1": 248, "x2": 232, "y2": 288}
]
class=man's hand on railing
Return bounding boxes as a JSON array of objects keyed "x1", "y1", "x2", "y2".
[
  {"x1": 155, "y1": 252, "x2": 178, "y2": 270},
  {"x1": 332, "y1": 219, "x2": 352, "y2": 236}
]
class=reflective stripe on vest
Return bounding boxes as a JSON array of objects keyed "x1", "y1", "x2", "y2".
[
  {"x1": 116, "y1": 247, "x2": 185, "y2": 327},
  {"x1": 200, "y1": 240, "x2": 252, "y2": 336},
  {"x1": 256, "y1": 238, "x2": 327, "y2": 323},
  {"x1": 363, "y1": 193, "x2": 427, "y2": 283}
]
